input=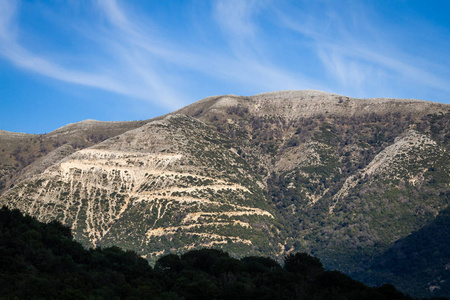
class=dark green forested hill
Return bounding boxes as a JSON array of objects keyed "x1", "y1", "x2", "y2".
[
  {"x1": 355, "y1": 206, "x2": 450, "y2": 299},
  {"x1": 0, "y1": 206, "x2": 432, "y2": 300}
]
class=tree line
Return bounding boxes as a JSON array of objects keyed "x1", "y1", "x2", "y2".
[{"x1": 0, "y1": 206, "x2": 445, "y2": 300}]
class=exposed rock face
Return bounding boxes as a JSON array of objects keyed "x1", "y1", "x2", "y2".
[
  {"x1": 330, "y1": 129, "x2": 442, "y2": 213},
  {"x1": 0, "y1": 90, "x2": 449, "y2": 297}
]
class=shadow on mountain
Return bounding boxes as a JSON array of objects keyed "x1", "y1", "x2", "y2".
[{"x1": 355, "y1": 206, "x2": 450, "y2": 298}]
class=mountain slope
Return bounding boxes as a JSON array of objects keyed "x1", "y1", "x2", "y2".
[
  {"x1": 176, "y1": 90, "x2": 449, "y2": 262},
  {"x1": 175, "y1": 90, "x2": 450, "y2": 297},
  {"x1": 1, "y1": 115, "x2": 278, "y2": 260}
]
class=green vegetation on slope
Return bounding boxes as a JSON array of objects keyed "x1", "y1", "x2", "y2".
[
  {"x1": 189, "y1": 99, "x2": 450, "y2": 298},
  {"x1": 355, "y1": 206, "x2": 450, "y2": 298},
  {"x1": 0, "y1": 115, "x2": 280, "y2": 262}
]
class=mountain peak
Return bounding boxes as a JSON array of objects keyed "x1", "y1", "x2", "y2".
[{"x1": 253, "y1": 89, "x2": 332, "y2": 97}]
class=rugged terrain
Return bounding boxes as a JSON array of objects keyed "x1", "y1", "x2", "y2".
[
  {"x1": 1, "y1": 115, "x2": 278, "y2": 260},
  {"x1": 1, "y1": 90, "x2": 449, "y2": 297}
]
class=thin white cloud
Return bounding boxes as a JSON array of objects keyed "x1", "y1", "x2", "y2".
[
  {"x1": 214, "y1": 0, "x2": 258, "y2": 38},
  {"x1": 95, "y1": 0, "x2": 130, "y2": 30},
  {"x1": 96, "y1": 0, "x2": 322, "y2": 96},
  {"x1": 211, "y1": 0, "x2": 326, "y2": 91},
  {"x1": 0, "y1": 1, "x2": 131, "y2": 97},
  {"x1": 317, "y1": 48, "x2": 367, "y2": 88},
  {"x1": 0, "y1": 0, "x2": 17, "y2": 40},
  {"x1": 0, "y1": 0, "x2": 186, "y2": 109},
  {"x1": 276, "y1": 2, "x2": 450, "y2": 97}
]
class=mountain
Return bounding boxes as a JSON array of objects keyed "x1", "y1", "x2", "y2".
[{"x1": 1, "y1": 90, "x2": 449, "y2": 297}]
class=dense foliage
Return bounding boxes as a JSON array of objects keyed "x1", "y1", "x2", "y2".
[{"x1": 0, "y1": 206, "x2": 431, "y2": 300}]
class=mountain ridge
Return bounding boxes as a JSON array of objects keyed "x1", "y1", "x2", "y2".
[{"x1": 175, "y1": 90, "x2": 447, "y2": 121}]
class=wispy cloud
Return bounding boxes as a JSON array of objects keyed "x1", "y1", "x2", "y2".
[
  {"x1": 214, "y1": 0, "x2": 258, "y2": 39},
  {"x1": 0, "y1": 0, "x2": 16, "y2": 40},
  {"x1": 95, "y1": 0, "x2": 130, "y2": 30},
  {"x1": 0, "y1": 0, "x2": 186, "y2": 109},
  {"x1": 275, "y1": 1, "x2": 450, "y2": 98},
  {"x1": 211, "y1": 0, "x2": 325, "y2": 92},
  {"x1": 0, "y1": 1, "x2": 132, "y2": 98}
]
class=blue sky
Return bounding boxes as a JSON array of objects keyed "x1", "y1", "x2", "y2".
[{"x1": 1, "y1": 0, "x2": 449, "y2": 134}]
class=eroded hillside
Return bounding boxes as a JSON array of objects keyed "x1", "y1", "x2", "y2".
[
  {"x1": 1, "y1": 115, "x2": 278, "y2": 260},
  {"x1": 0, "y1": 119, "x2": 148, "y2": 195}
]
